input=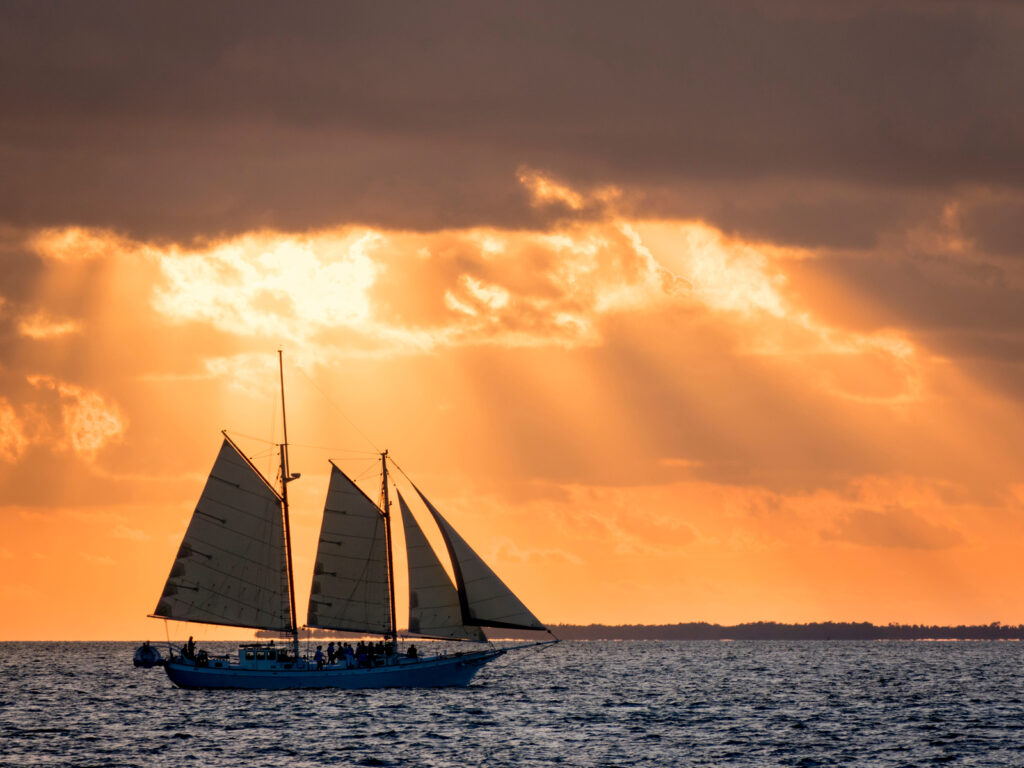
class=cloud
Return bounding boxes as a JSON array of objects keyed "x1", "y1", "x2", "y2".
[
  {"x1": 129, "y1": 214, "x2": 684, "y2": 355},
  {"x1": 493, "y1": 539, "x2": 583, "y2": 566},
  {"x1": 153, "y1": 230, "x2": 380, "y2": 344},
  {"x1": 17, "y1": 311, "x2": 83, "y2": 339},
  {"x1": 25, "y1": 375, "x2": 127, "y2": 459},
  {"x1": 28, "y1": 227, "x2": 134, "y2": 263},
  {"x1": 519, "y1": 168, "x2": 586, "y2": 212},
  {"x1": 1, "y1": 1, "x2": 1021, "y2": 244},
  {"x1": 0, "y1": 398, "x2": 28, "y2": 463},
  {"x1": 27, "y1": 188, "x2": 914, "y2": 414},
  {"x1": 112, "y1": 524, "x2": 151, "y2": 543},
  {"x1": 822, "y1": 507, "x2": 964, "y2": 550}
]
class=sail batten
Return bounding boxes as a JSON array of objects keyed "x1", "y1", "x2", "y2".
[
  {"x1": 398, "y1": 490, "x2": 486, "y2": 642},
  {"x1": 305, "y1": 464, "x2": 392, "y2": 634},
  {"x1": 153, "y1": 438, "x2": 292, "y2": 632},
  {"x1": 413, "y1": 485, "x2": 546, "y2": 632}
]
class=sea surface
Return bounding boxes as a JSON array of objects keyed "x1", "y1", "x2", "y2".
[{"x1": 1, "y1": 640, "x2": 1023, "y2": 767}]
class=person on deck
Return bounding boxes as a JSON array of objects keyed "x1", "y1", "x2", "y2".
[
  {"x1": 406, "y1": 644, "x2": 418, "y2": 659},
  {"x1": 314, "y1": 645, "x2": 324, "y2": 671},
  {"x1": 327, "y1": 641, "x2": 336, "y2": 664}
]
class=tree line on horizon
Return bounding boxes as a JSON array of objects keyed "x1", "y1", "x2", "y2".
[
  {"x1": 259, "y1": 621, "x2": 1024, "y2": 641},
  {"x1": 523, "y1": 621, "x2": 1024, "y2": 641}
]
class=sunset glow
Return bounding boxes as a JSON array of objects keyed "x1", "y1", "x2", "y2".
[
  {"x1": 4, "y1": 170, "x2": 1024, "y2": 640},
  {"x1": 3, "y1": 1, "x2": 1024, "y2": 641}
]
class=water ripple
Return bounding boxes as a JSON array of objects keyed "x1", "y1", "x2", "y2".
[{"x1": 1, "y1": 640, "x2": 1023, "y2": 766}]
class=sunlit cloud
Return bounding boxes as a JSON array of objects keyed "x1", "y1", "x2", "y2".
[
  {"x1": 26, "y1": 376, "x2": 127, "y2": 459},
  {"x1": 0, "y1": 398, "x2": 29, "y2": 463},
  {"x1": 30, "y1": 226, "x2": 143, "y2": 262},
  {"x1": 21, "y1": 174, "x2": 933, "y2": 413},
  {"x1": 822, "y1": 507, "x2": 963, "y2": 550},
  {"x1": 518, "y1": 167, "x2": 586, "y2": 210},
  {"x1": 147, "y1": 219, "x2": 679, "y2": 354},
  {"x1": 153, "y1": 230, "x2": 380, "y2": 342},
  {"x1": 644, "y1": 220, "x2": 790, "y2": 317},
  {"x1": 17, "y1": 311, "x2": 83, "y2": 339}
]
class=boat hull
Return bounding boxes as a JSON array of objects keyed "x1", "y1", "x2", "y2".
[{"x1": 164, "y1": 649, "x2": 505, "y2": 690}]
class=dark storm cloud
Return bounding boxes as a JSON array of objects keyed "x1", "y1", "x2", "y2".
[
  {"x1": 961, "y1": 199, "x2": 1024, "y2": 258},
  {"x1": 1, "y1": 0, "x2": 1021, "y2": 240}
]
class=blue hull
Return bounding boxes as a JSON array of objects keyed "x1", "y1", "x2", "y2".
[{"x1": 164, "y1": 649, "x2": 505, "y2": 690}]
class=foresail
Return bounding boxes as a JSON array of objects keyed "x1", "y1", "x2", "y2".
[
  {"x1": 153, "y1": 438, "x2": 292, "y2": 631},
  {"x1": 414, "y1": 486, "x2": 546, "y2": 631},
  {"x1": 306, "y1": 464, "x2": 391, "y2": 634},
  {"x1": 398, "y1": 491, "x2": 486, "y2": 642}
]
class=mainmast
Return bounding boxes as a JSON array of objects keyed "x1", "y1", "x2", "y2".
[
  {"x1": 381, "y1": 451, "x2": 398, "y2": 649},
  {"x1": 278, "y1": 350, "x2": 300, "y2": 659}
]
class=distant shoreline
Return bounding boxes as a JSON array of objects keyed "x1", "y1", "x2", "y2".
[
  {"x1": 254, "y1": 621, "x2": 1024, "y2": 642},
  {"x1": 529, "y1": 622, "x2": 1024, "y2": 641}
]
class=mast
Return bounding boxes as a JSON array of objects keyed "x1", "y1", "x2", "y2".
[
  {"x1": 278, "y1": 349, "x2": 300, "y2": 659},
  {"x1": 381, "y1": 450, "x2": 398, "y2": 648}
]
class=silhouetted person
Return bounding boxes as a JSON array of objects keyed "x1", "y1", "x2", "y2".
[
  {"x1": 406, "y1": 644, "x2": 418, "y2": 659},
  {"x1": 314, "y1": 645, "x2": 324, "y2": 671}
]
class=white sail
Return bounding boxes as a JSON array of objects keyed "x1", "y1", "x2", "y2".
[
  {"x1": 153, "y1": 438, "x2": 292, "y2": 631},
  {"x1": 414, "y1": 486, "x2": 546, "y2": 631},
  {"x1": 398, "y1": 490, "x2": 486, "y2": 642},
  {"x1": 306, "y1": 464, "x2": 391, "y2": 634}
]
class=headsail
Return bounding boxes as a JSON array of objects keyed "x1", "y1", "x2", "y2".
[
  {"x1": 153, "y1": 438, "x2": 292, "y2": 631},
  {"x1": 306, "y1": 464, "x2": 391, "y2": 634},
  {"x1": 414, "y1": 485, "x2": 546, "y2": 631},
  {"x1": 398, "y1": 491, "x2": 486, "y2": 642}
]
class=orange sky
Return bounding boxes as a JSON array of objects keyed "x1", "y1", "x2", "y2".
[
  {"x1": 4, "y1": 2, "x2": 1024, "y2": 640},
  {"x1": 3, "y1": 171, "x2": 1024, "y2": 639}
]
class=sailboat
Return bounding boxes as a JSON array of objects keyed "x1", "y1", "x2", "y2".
[{"x1": 149, "y1": 352, "x2": 555, "y2": 689}]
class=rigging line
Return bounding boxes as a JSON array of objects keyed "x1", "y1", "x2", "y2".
[
  {"x1": 385, "y1": 455, "x2": 416, "y2": 489},
  {"x1": 288, "y1": 443, "x2": 379, "y2": 456},
  {"x1": 269, "y1": 385, "x2": 278, "y2": 480},
  {"x1": 294, "y1": 366, "x2": 380, "y2": 454},
  {"x1": 223, "y1": 429, "x2": 278, "y2": 446}
]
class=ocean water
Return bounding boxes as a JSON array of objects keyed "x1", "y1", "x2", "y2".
[{"x1": 1, "y1": 640, "x2": 1022, "y2": 767}]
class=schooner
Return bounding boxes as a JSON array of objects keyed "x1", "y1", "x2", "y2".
[{"x1": 149, "y1": 352, "x2": 555, "y2": 689}]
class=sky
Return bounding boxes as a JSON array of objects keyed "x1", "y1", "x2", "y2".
[{"x1": 3, "y1": 1, "x2": 1024, "y2": 640}]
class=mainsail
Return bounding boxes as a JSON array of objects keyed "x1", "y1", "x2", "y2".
[
  {"x1": 153, "y1": 438, "x2": 292, "y2": 631},
  {"x1": 414, "y1": 485, "x2": 545, "y2": 631},
  {"x1": 306, "y1": 463, "x2": 391, "y2": 634},
  {"x1": 398, "y1": 490, "x2": 486, "y2": 642}
]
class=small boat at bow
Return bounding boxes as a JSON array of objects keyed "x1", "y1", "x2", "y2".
[
  {"x1": 133, "y1": 642, "x2": 164, "y2": 668},
  {"x1": 149, "y1": 352, "x2": 555, "y2": 689}
]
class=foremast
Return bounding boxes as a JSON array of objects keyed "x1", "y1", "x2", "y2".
[
  {"x1": 380, "y1": 451, "x2": 399, "y2": 650},
  {"x1": 278, "y1": 349, "x2": 301, "y2": 661}
]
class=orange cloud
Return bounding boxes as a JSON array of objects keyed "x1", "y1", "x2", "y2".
[
  {"x1": 0, "y1": 398, "x2": 28, "y2": 463},
  {"x1": 4, "y1": 172, "x2": 1024, "y2": 638},
  {"x1": 26, "y1": 376, "x2": 127, "y2": 459},
  {"x1": 17, "y1": 311, "x2": 83, "y2": 339},
  {"x1": 518, "y1": 168, "x2": 586, "y2": 210}
]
